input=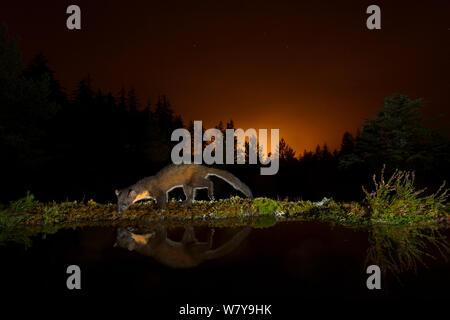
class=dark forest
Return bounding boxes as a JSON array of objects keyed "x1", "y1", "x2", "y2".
[{"x1": 1, "y1": 23, "x2": 449, "y2": 204}]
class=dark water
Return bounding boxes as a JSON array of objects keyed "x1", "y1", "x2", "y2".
[{"x1": 1, "y1": 221, "x2": 449, "y2": 315}]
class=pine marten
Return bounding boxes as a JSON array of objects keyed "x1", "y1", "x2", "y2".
[
  {"x1": 115, "y1": 164, "x2": 253, "y2": 214},
  {"x1": 114, "y1": 225, "x2": 252, "y2": 268}
]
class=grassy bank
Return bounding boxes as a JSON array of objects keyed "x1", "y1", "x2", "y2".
[
  {"x1": 0, "y1": 167, "x2": 448, "y2": 246},
  {"x1": 1, "y1": 194, "x2": 449, "y2": 228},
  {"x1": 0, "y1": 193, "x2": 448, "y2": 237}
]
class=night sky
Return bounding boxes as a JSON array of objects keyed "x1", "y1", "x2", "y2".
[{"x1": 1, "y1": 0, "x2": 449, "y2": 152}]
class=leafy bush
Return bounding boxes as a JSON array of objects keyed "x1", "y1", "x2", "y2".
[{"x1": 363, "y1": 166, "x2": 448, "y2": 222}]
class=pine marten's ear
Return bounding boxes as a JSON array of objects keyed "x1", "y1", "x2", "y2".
[
  {"x1": 115, "y1": 189, "x2": 120, "y2": 197},
  {"x1": 128, "y1": 189, "x2": 137, "y2": 199}
]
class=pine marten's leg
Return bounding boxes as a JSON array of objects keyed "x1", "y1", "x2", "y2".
[
  {"x1": 155, "y1": 191, "x2": 167, "y2": 211},
  {"x1": 206, "y1": 180, "x2": 214, "y2": 200},
  {"x1": 193, "y1": 178, "x2": 215, "y2": 200},
  {"x1": 182, "y1": 184, "x2": 194, "y2": 206}
]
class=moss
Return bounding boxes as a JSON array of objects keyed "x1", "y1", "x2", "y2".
[
  {"x1": 42, "y1": 205, "x2": 64, "y2": 224},
  {"x1": 0, "y1": 192, "x2": 447, "y2": 236},
  {"x1": 253, "y1": 198, "x2": 278, "y2": 215}
]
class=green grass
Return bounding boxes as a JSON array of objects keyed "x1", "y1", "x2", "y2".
[
  {"x1": 8, "y1": 191, "x2": 38, "y2": 214},
  {"x1": 0, "y1": 213, "x2": 16, "y2": 229},
  {"x1": 1, "y1": 173, "x2": 448, "y2": 229}
]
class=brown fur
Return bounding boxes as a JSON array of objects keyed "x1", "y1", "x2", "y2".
[{"x1": 115, "y1": 164, "x2": 252, "y2": 214}]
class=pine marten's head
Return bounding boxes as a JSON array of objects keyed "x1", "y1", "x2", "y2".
[
  {"x1": 115, "y1": 188, "x2": 153, "y2": 214},
  {"x1": 115, "y1": 188, "x2": 137, "y2": 214}
]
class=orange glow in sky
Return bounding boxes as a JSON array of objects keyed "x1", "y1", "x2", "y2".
[{"x1": 2, "y1": 0, "x2": 449, "y2": 153}]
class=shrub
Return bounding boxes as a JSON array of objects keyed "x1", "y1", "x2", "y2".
[{"x1": 362, "y1": 166, "x2": 448, "y2": 223}]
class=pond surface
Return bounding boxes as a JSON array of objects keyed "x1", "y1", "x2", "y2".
[{"x1": 1, "y1": 220, "x2": 449, "y2": 312}]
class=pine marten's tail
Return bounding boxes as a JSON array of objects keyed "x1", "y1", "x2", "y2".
[{"x1": 205, "y1": 168, "x2": 253, "y2": 199}]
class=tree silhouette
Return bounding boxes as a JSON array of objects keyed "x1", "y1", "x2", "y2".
[
  {"x1": 127, "y1": 88, "x2": 138, "y2": 112},
  {"x1": 0, "y1": 24, "x2": 59, "y2": 165},
  {"x1": 339, "y1": 131, "x2": 354, "y2": 156},
  {"x1": 0, "y1": 24, "x2": 60, "y2": 198},
  {"x1": 22, "y1": 53, "x2": 67, "y2": 106},
  {"x1": 278, "y1": 138, "x2": 296, "y2": 162},
  {"x1": 340, "y1": 94, "x2": 449, "y2": 174},
  {"x1": 1, "y1": 23, "x2": 448, "y2": 203}
]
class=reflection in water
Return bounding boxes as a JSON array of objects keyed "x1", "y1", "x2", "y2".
[
  {"x1": 366, "y1": 225, "x2": 449, "y2": 276},
  {"x1": 1, "y1": 210, "x2": 448, "y2": 278},
  {"x1": 114, "y1": 224, "x2": 252, "y2": 268}
]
